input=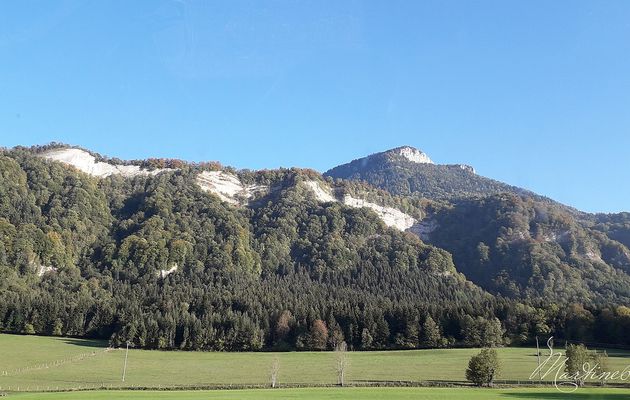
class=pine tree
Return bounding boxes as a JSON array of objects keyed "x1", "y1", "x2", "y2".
[
  {"x1": 52, "y1": 319, "x2": 63, "y2": 336},
  {"x1": 360, "y1": 328, "x2": 374, "y2": 350},
  {"x1": 420, "y1": 316, "x2": 442, "y2": 348}
]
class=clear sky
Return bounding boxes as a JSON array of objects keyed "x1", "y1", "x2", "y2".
[{"x1": 1, "y1": 1, "x2": 629, "y2": 213}]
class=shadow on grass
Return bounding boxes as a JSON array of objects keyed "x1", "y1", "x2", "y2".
[
  {"x1": 59, "y1": 337, "x2": 107, "y2": 348},
  {"x1": 504, "y1": 392, "x2": 629, "y2": 399}
]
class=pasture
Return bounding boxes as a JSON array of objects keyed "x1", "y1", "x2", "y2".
[{"x1": 1, "y1": 333, "x2": 629, "y2": 399}]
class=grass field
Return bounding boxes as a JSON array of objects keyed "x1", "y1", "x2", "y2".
[
  {"x1": 1, "y1": 333, "x2": 629, "y2": 398},
  {"x1": 6, "y1": 388, "x2": 630, "y2": 400}
]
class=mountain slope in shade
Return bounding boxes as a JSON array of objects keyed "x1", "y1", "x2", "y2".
[
  {"x1": 424, "y1": 194, "x2": 630, "y2": 303},
  {"x1": 324, "y1": 146, "x2": 535, "y2": 201}
]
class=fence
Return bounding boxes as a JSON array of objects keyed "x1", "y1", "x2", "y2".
[
  {"x1": 2, "y1": 379, "x2": 630, "y2": 393},
  {"x1": 1, "y1": 348, "x2": 112, "y2": 377}
]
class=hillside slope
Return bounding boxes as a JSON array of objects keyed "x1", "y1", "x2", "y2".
[
  {"x1": 326, "y1": 146, "x2": 630, "y2": 305},
  {"x1": 0, "y1": 145, "x2": 501, "y2": 351},
  {"x1": 1, "y1": 144, "x2": 629, "y2": 350}
]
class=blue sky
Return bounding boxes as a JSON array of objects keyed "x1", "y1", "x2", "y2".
[{"x1": 1, "y1": 1, "x2": 629, "y2": 213}]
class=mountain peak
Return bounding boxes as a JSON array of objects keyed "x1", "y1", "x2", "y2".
[{"x1": 384, "y1": 146, "x2": 434, "y2": 164}]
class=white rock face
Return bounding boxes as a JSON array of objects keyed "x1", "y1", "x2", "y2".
[
  {"x1": 457, "y1": 164, "x2": 476, "y2": 174},
  {"x1": 584, "y1": 248, "x2": 603, "y2": 263},
  {"x1": 397, "y1": 146, "x2": 434, "y2": 164},
  {"x1": 303, "y1": 180, "x2": 419, "y2": 232},
  {"x1": 542, "y1": 230, "x2": 569, "y2": 243},
  {"x1": 343, "y1": 195, "x2": 416, "y2": 231},
  {"x1": 196, "y1": 171, "x2": 245, "y2": 204},
  {"x1": 196, "y1": 171, "x2": 267, "y2": 205},
  {"x1": 304, "y1": 181, "x2": 337, "y2": 202},
  {"x1": 159, "y1": 264, "x2": 178, "y2": 278},
  {"x1": 35, "y1": 264, "x2": 57, "y2": 277},
  {"x1": 42, "y1": 148, "x2": 174, "y2": 178}
]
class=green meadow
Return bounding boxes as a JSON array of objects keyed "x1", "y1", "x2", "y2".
[{"x1": 1, "y1": 333, "x2": 629, "y2": 399}]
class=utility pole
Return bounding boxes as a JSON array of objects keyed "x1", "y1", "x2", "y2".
[
  {"x1": 536, "y1": 336, "x2": 541, "y2": 382},
  {"x1": 122, "y1": 341, "x2": 130, "y2": 383}
]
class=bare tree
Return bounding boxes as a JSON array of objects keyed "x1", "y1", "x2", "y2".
[
  {"x1": 335, "y1": 341, "x2": 349, "y2": 387},
  {"x1": 270, "y1": 357, "x2": 280, "y2": 388}
]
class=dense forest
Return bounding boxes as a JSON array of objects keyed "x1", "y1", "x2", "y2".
[
  {"x1": 326, "y1": 147, "x2": 630, "y2": 302},
  {"x1": 427, "y1": 195, "x2": 630, "y2": 302},
  {"x1": 1, "y1": 145, "x2": 630, "y2": 351}
]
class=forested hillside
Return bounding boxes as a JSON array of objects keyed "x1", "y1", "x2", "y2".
[
  {"x1": 326, "y1": 147, "x2": 630, "y2": 304},
  {"x1": 426, "y1": 195, "x2": 630, "y2": 302},
  {"x1": 1, "y1": 145, "x2": 630, "y2": 350}
]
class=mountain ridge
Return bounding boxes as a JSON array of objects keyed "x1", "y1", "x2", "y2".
[
  {"x1": 325, "y1": 145, "x2": 541, "y2": 202},
  {"x1": 21, "y1": 142, "x2": 610, "y2": 215}
]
